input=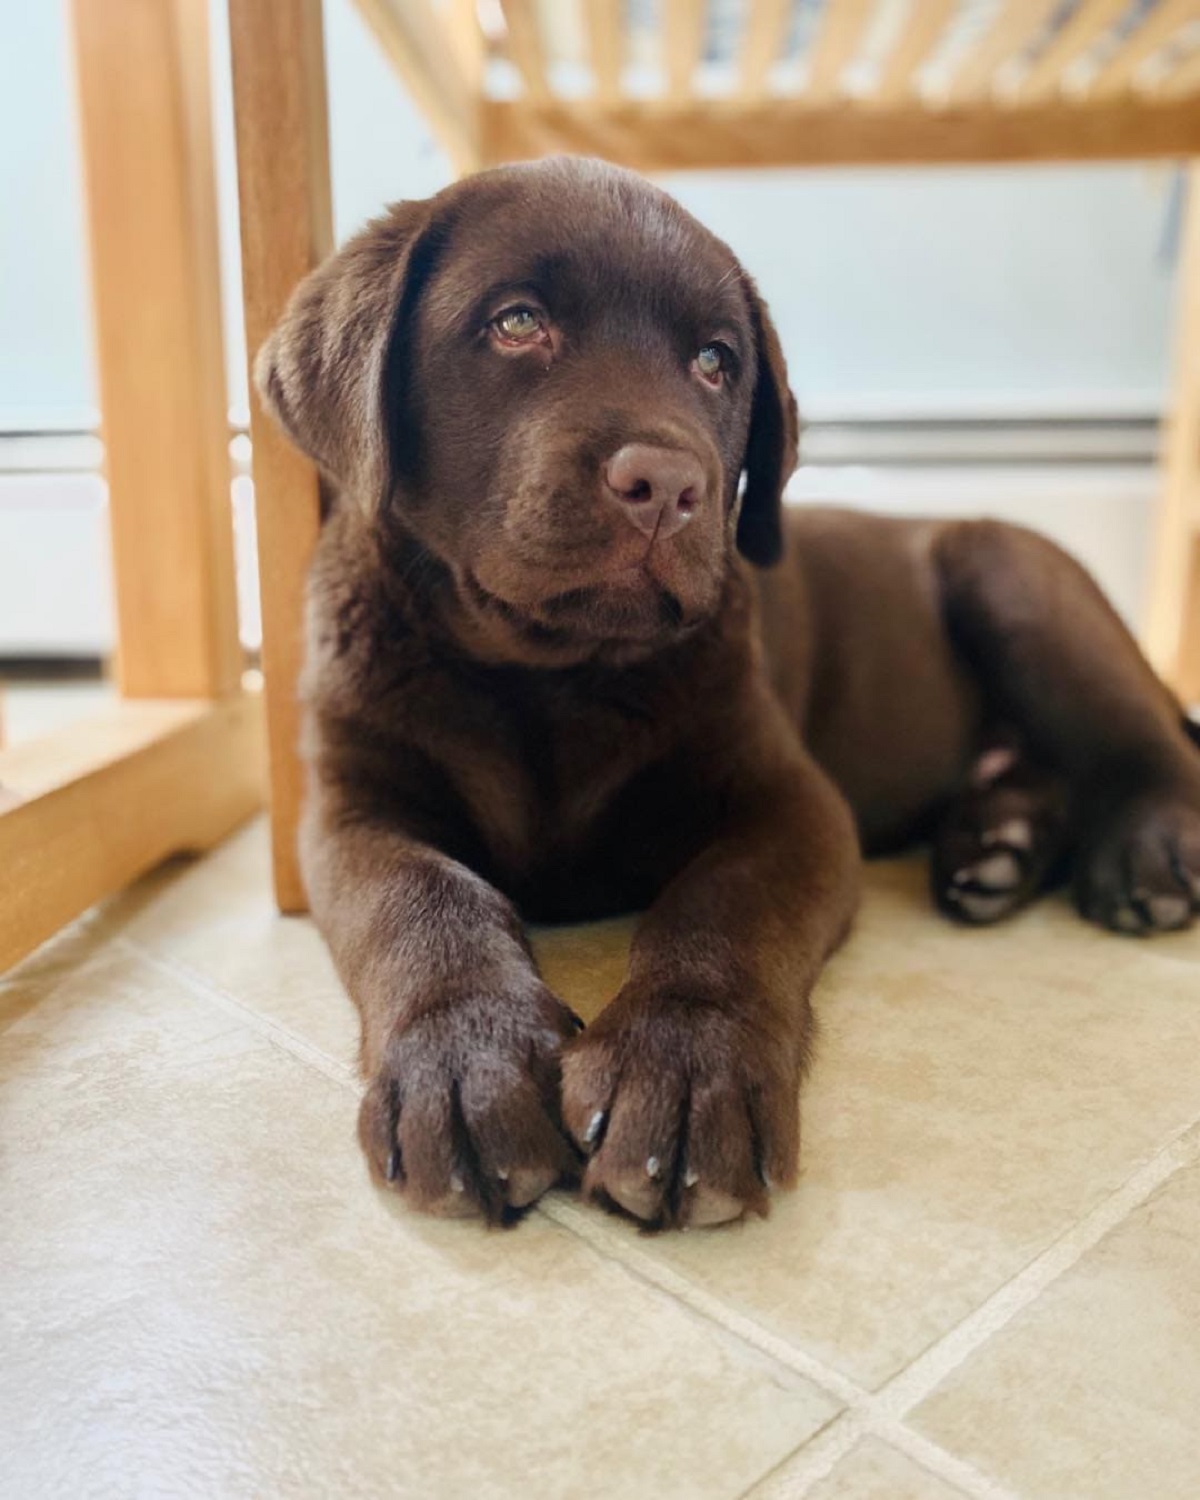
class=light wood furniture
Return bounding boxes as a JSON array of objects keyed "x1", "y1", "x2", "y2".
[
  {"x1": 0, "y1": 0, "x2": 264, "y2": 973},
  {"x1": 359, "y1": 0, "x2": 1200, "y2": 170}
]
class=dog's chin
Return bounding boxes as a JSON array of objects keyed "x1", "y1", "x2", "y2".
[{"x1": 457, "y1": 567, "x2": 708, "y2": 667}]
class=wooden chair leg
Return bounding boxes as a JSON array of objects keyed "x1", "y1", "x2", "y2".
[
  {"x1": 1146, "y1": 163, "x2": 1200, "y2": 707},
  {"x1": 228, "y1": 0, "x2": 334, "y2": 912},
  {"x1": 72, "y1": 0, "x2": 241, "y2": 699}
]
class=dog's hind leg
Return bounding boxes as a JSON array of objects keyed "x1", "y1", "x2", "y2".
[{"x1": 933, "y1": 520, "x2": 1200, "y2": 934}]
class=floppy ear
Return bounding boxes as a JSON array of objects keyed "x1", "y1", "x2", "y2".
[
  {"x1": 737, "y1": 277, "x2": 800, "y2": 567},
  {"x1": 254, "y1": 199, "x2": 434, "y2": 512}
]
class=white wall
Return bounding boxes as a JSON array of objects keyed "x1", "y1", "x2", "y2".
[
  {"x1": 0, "y1": 0, "x2": 96, "y2": 428},
  {"x1": 667, "y1": 166, "x2": 1179, "y2": 420}
]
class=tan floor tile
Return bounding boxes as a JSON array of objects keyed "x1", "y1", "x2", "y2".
[
  {"x1": 1, "y1": 906, "x2": 113, "y2": 1023},
  {"x1": 106, "y1": 821, "x2": 360, "y2": 1072},
  {"x1": 0, "y1": 941, "x2": 836, "y2": 1500},
  {"x1": 534, "y1": 859, "x2": 1200, "y2": 1388},
  {"x1": 110, "y1": 820, "x2": 633, "y2": 1078},
  {"x1": 913, "y1": 1147, "x2": 1200, "y2": 1500},
  {"x1": 756, "y1": 1435, "x2": 968, "y2": 1499}
]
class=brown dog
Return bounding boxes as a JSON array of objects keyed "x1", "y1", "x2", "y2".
[{"x1": 257, "y1": 157, "x2": 1200, "y2": 1230}]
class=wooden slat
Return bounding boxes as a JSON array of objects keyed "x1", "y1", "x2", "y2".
[
  {"x1": 352, "y1": 0, "x2": 480, "y2": 171},
  {"x1": 874, "y1": 0, "x2": 957, "y2": 104},
  {"x1": 664, "y1": 0, "x2": 707, "y2": 102},
  {"x1": 586, "y1": 0, "x2": 623, "y2": 103},
  {"x1": 71, "y1": 0, "x2": 241, "y2": 700},
  {"x1": 482, "y1": 92, "x2": 1200, "y2": 169},
  {"x1": 499, "y1": 0, "x2": 552, "y2": 102},
  {"x1": 1016, "y1": 0, "x2": 1129, "y2": 101},
  {"x1": 739, "y1": 0, "x2": 791, "y2": 99},
  {"x1": 446, "y1": 0, "x2": 487, "y2": 90},
  {"x1": 0, "y1": 696, "x2": 264, "y2": 974},
  {"x1": 1157, "y1": 40, "x2": 1200, "y2": 96},
  {"x1": 945, "y1": 0, "x2": 1059, "y2": 100},
  {"x1": 228, "y1": 0, "x2": 334, "y2": 914},
  {"x1": 1146, "y1": 164, "x2": 1200, "y2": 703},
  {"x1": 1089, "y1": 0, "x2": 1200, "y2": 98},
  {"x1": 805, "y1": 0, "x2": 874, "y2": 103}
]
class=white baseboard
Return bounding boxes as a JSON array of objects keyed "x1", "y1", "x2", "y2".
[
  {"x1": 788, "y1": 463, "x2": 1156, "y2": 630},
  {"x1": 0, "y1": 458, "x2": 1157, "y2": 658}
]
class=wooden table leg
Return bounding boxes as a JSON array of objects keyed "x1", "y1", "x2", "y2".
[{"x1": 228, "y1": 0, "x2": 334, "y2": 912}]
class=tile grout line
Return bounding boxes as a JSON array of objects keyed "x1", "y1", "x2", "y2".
[
  {"x1": 873, "y1": 1420, "x2": 1024, "y2": 1500},
  {"x1": 113, "y1": 931, "x2": 1200, "y2": 1500},
  {"x1": 740, "y1": 1409, "x2": 1026, "y2": 1500},
  {"x1": 112, "y1": 937, "x2": 359, "y2": 1092},
  {"x1": 542, "y1": 1110, "x2": 1200, "y2": 1500},
  {"x1": 734, "y1": 1411, "x2": 864, "y2": 1500},
  {"x1": 537, "y1": 1195, "x2": 872, "y2": 1409},
  {"x1": 874, "y1": 1111, "x2": 1200, "y2": 1421},
  {"x1": 539, "y1": 1196, "x2": 1015, "y2": 1500}
]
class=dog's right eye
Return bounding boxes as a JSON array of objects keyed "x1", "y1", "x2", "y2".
[{"x1": 492, "y1": 306, "x2": 546, "y2": 344}]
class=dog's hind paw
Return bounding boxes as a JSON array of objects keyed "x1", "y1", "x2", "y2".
[
  {"x1": 1075, "y1": 788, "x2": 1200, "y2": 936},
  {"x1": 932, "y1": 762, "x2": 1069, "y2": 926}
]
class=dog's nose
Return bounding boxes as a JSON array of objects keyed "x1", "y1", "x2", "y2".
[{"x1": 603, "y1": 444, "x2": 706, "y2": 541}]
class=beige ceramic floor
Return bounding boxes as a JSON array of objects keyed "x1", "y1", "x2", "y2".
[{"x1": 3, "y1": 817, "x2": 1199, "y2": 1500}]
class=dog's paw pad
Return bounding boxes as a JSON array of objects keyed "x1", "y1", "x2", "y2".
[
  {"x1": 952, "y1": 849, "x2": 1023, "y2": 891},
  {"x1": 941, "y1": 837, "x2": 1032, "y2": 923},
  {"x1": 981, "y1": 816, "x2": 1034, "y2": 852}
]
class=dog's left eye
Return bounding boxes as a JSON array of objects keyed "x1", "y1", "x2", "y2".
[
  {"x1": 493, "y1": 306, "x2": 545, "y2": 343},
  {"x1": 695, "y1": 344, "x2": 726, "y2": 384}
]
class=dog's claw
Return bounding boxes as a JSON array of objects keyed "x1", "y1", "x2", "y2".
[
  {"x1": 386, "y1": 1146, "x2": 402, "y2": 1183},
  {"x1": 646, "y1": 1155, "x2": 661, "y2": 1179},
  {"x1": 584, "y1": 1110, "x2": 606, "y2": 1146}
]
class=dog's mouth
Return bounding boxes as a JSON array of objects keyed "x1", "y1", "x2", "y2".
[{"x1": 463, "y1": 567, "x2": 690, "y2": 651}]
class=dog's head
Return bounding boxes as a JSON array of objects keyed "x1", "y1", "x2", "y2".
[{"x1": 257, "y1": 157, "x2": 798, "y2": 665}]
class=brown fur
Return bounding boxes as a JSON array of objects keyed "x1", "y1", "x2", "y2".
[{"x1": 258, "y1": 158, "x2": 1200, "y2": 1229}]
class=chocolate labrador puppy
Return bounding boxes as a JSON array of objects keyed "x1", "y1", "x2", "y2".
[{"x1": 257, "y1": 157, "x2": 1200, "y2": 1229}]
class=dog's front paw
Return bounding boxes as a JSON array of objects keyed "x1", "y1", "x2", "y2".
[
  {"x1": 1075, "y1": 785, "x2": 1200, "y2": 934},
  {"x1": 561, "y1": 988, "x2": 801, "y2": 1230},
  {"x1": 358, "y1": 982, "x2": 582, "y2": 1223}
]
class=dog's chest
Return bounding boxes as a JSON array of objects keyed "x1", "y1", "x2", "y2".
[{"x1": 407, "y1": 667, "x2": 675, "y2": 894}]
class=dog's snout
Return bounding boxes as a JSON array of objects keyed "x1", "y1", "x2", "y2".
[{"x1": 603, "y1": 444, "x2": 706, "y2": 541}]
